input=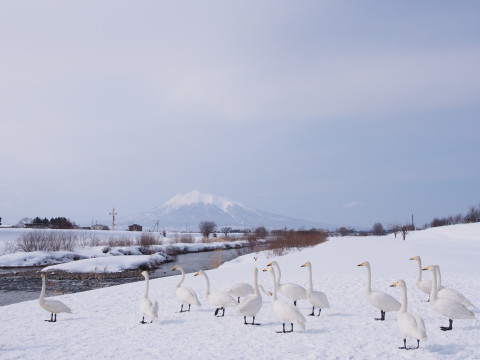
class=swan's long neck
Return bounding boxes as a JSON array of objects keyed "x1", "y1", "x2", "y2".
[
  {"x1": 429, "y1": 267, "x2": 438, "y2": 302},
  {"x1": 143, "y1": 273, "x2": 150, "y2": 298},
  {"x1": 270, "y1": 269, "x2": 278, "y2": 301},
  {"x1": 365, "y1": 264, "x2": 372, "y2": 293},
  {"x1": 273, "y1": 262, "x2": 281, "y2": 285},
  {"x1": 399, "y1": 284, "x2": 408, "y2": 313},
  {"x1": 253, "y1": 268, "x2": 260, "y2": 296},
  {"x1": 39, "y1": 276, "x2": 46, "y2": 304},
  {"x1": 202, "y1": 272, "x2": 211, "y2": 296},
  {"x1": 177, "y1": 268, "x2": 185, "y2": 288},
  {"x1": 436, "y1": 266, "x2": 443, "y2": 288},
  {"x1": 307, "y1": 264, "x2": 313, "y2": 292},
  {"x1": 415, "y1": 259, "x2": 423, "y2": 282}
]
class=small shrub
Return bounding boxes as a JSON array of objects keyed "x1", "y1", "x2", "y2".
[
  {"x1": 136, "y1": 232, "x2": 162, "y2": 247},
  {"x1": 107, "y1": 236, "x2": 134, "y2": 247}
]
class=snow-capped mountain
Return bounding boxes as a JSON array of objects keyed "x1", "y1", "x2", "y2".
[{"x1": 116, "y1": 190, "x2": 330, "y2": 231}]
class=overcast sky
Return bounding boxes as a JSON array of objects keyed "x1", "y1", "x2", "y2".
[{"x1": 1, "y1": 1, "x2": 479, "y2": 229}]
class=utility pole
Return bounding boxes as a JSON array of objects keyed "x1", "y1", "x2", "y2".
[
  {"x1": 412, "y1": 214, "x2": 415, "y2": 230},
  {"x1": 109, "y1": 208, "x2": 117, "y2": 231}
]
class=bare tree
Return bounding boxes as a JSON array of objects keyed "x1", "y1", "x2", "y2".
[
  {"x1": 372, "y1": 223, "x2": 385, "y2": 236},
  {"x1": 199, "y1": 221, "x2": 217, "y2": 238},
  {"x1": 389, "y1": 224, "x2": 400, "y2": 238},
  {"x1": 220, "y1": 226, "x2": 232, "y2": 238},
  {"x1": 400, "y1": 224, "x2": 413, "y2": 241},
  {"x1": 254, "y1": 226, "x2": 268, "y2": 239}
]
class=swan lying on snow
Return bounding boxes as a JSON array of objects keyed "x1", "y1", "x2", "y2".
[
  {"x1": 235, "y1": 267, "x2": 263, "y2": 325},
  {"x1": 423, "y1": 265, "x2": 475, "y2": 331},
  {"x1": 39, "y1": 272, "x2": 72, "y2": 322},
  {"x1": 139, "y1": 271, "x2": 158, "y2": 324},
  {"x1": 172, "y1": 265, "x2": 201, "y2": 313},
  {"x1": 357, "y1": 261, "x2": 401, "y2": 321},
  {"x1": 390, "y1": 280, "x2": 427, "y2": 350},
  {"x1": 301, "y1": 262, "x2": 330, "y2": 316},
  {"x1": 263, "y1": 266, "x2": 306, "y2": 333},
  {"x1": 194, "y1": 270, "x2": 238, "y2": 317},
  {"x1": 267, "y1": 261, "x2": 307, "y2": 306},
  {"x1": 409, "y1": 256, "x2": 432, "y2": 301}
]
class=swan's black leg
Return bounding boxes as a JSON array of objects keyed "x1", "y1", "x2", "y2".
[
  {"x1": 293, "y1": 300, "x2": 297, "y2": 307},
  {"x1": 45, "y1": 313, "x2": 53, "y2": 322},
  {"x1": 214, "y1": 308, "x2": 219, "y2": 316},
  {"x1": 416, "y1": 339, "x2": 420, "y2": 349},
  {"x1": 308, "y1": 306, "x2": 315, "y2": 316},
  {"x1": 276, "y1": 323, "x2": 286, "y2": 333},
  {"x1": 180, "y1": 304, "x2": 184, "y2": 312},
  {"x1": 237, "y1": 297, "x2": 240, "y2": 303},
  {"x1": 252, "y1": 316, "x2": 260, "y2": 325},
  {"x1": 286, "y1": 323, "x2": 293, "y2": 333},
  {"x1": 221, "y1": 307, "x2": 225, "y2": 317},
  {"x1": 440, "y1": 319, "x2": 453, "y2": 331},
  {"x1": 317, "y1": 308, "x2": 322, "y2": 316},
  {"x1": 53, "y1": 313, "x2": 57, "y2": 322},
  {"x1": 375, "y1": 310, "x2": 385, "y2": 321},
  {"x1": 244, "y1": 316, "x2": 248, "y2": 325},
  {"x1": 140, "y1": 316, "x2": 147, "y2": 324},
  {"x1": 188, "y1": 304, "x2": 191, "y2": 312},
  {"x1": 398, "y1": 338, "x2": 407, "y2": 350}
]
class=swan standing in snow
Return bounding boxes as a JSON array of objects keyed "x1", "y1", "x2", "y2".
[
  {"x1": 172, "y1": 265, "x2": 201, "y2": 312},
  {"x1": 423, "y1": 265, "x2": 475, "y2": 331},
  {"x1": 235, "y1": 267, "x2": 263, "y2": 325},
  {"x1": 39, "y1": 272, "x2": 72, "y2": 322},
  {"x1": 228, "y1": 282, "x2": 254, "y2": 303},
  {"x1": 301, "y1": 262, "x2": 330, "y2": 316},
  {"x1": 435, "y1": 265, "x2": 475, "y2": 308},
  {"x1": 263, "y1": 266, "x2": 306, "y2": 333},
  {"x1": 267, "y1": 261, "x2": 307, "y2": 306},
  {"x1": 139, "y1": 271, "x2": 158, "y2": 324},
  {"x1": 357, "y1": 261, "x2": 401, "y2": 320},
  {"x1": 390, "y1": 280, "x2": 427, "y2": 350},
  {"x1": 194, "y1": 270, "x2": 238, "y2": 317},
  {"x1": 409, "y1": 256, "x2": 432, "y2": 300}
]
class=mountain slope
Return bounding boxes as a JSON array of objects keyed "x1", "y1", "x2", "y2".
[{"x1": 116, "y1": 190, "x2": 330, "y2": 231}]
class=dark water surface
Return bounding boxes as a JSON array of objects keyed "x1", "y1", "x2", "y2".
[{"x1": 0, "y1": 247, "x2": 253, "y2": 306}]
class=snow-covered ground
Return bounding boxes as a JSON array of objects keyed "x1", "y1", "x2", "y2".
[
  {"x1": 1, "y1": 223, "x2": 479, "y2": 359},
  {"x1": 0, "y1": 228, "x2": 249, "y2": 271}
]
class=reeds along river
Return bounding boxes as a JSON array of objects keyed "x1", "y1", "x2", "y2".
[{"x1": 0, "y1": 247, "x2": 255, "y2": 307}]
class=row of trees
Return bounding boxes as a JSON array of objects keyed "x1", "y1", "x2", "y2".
[{"x1": 27, "y1": 216, "x2": 76, "y2": 229}]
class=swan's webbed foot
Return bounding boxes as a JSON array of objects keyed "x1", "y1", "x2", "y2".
[
  {"x1": 308, "y1": 306, "x2": 315, "y2": 316},
  {"x1": 375, "y1": 310, "x2": 385, "y2": 321},
  {"x1": 179, "y1": 304, "x2": 191, "y2": 313},
  {"x1": 244, "y1": 316, "x2": 261, "y2": 325},
  {"x1": 276, "y1": 323, "x2": 294, "y2": 333},
  {"x1": 215, "y1": 307, "x2": 225, "y2": 317},
  {"x1": 45, "y1": 313, "x2": 57, "y2": 322},
  {"x1": 440, "y1": 319, "x2": 453, "y2": 331},
  {"x1": 140, "y1": 316, "x2": 148, "y2": 324},
  {"x1": 398, "y1": 339, "x2": 409, "y2": 350}
]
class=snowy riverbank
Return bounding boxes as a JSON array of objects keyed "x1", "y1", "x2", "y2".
[{"x1": 1, "y1": 223, "x2": 479, "y2": 359}]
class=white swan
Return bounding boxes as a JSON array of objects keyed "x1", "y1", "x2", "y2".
[
  {"x1": 301, "y1": 262, "x2": 330, "y2": 316},
  {"x1": 235, "y1": 267, "x2": 263, "y2": 325},
  {"x1": 409, "y1": 256, "x2": 432, "y2": 300},
  {"x1": 390, "y1": 280, "x2": 427, "y2": 350},
  {"x1": 194, "y1": 270, "x2": 238, "y2": 317},
  {"x1": 228, "y1": 282, "x2": 254, "y2": 303},
  {"x1": 357, "y1": 261, "x2": 401, "y2": 320},
  {"x1": 423, "y1": 265, "x2": 475, "y2": 331},
  {"x1": 267, "y1": 261, "x2": 307, "y2": 306},
  {"x1": 435, "y1": 265, "x2": 475, "y2": 308},
  {"x1": 39, "y1": 272, "x2": 72, "y2": 322},
  {"x1": 139, "y1": 271, "x2": 158, "y2": 324},
  {"x1": 172, "y1": 265, "x2": 201, "y2": 312},
  {"x1": 263, "y1": 266, "x2": 306, "y2": 333}
]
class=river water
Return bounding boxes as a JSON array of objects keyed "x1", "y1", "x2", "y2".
[{"x1": 0, "y1": 247, "x2": 253, "y2": 307}]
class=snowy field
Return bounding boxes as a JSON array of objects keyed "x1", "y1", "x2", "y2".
[{"x1": 1, "y1": 223, "x2": 479, "y2": 359}]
